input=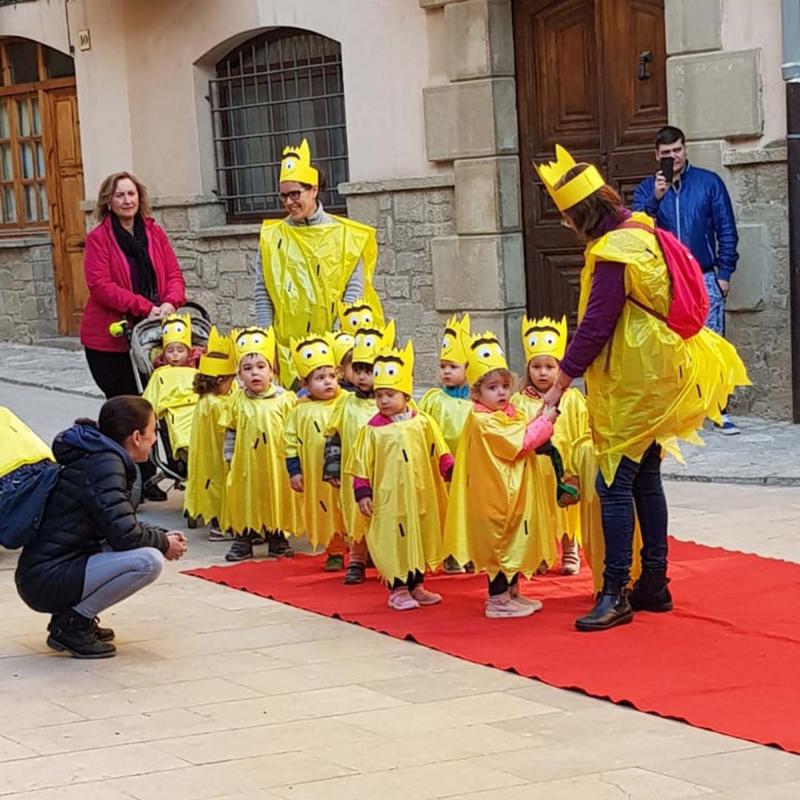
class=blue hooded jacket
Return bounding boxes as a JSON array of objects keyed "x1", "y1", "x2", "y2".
[{"x1": 631, "y1": 163, "x2": 739, "y2": 281}]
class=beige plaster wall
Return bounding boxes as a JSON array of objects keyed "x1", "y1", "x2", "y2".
[
  {"x1": 0, "y1": 0, "x2": 70, "y2": 53},
  {"x1": 722, "y1": 0, "x2": 786, "y2": 147}
]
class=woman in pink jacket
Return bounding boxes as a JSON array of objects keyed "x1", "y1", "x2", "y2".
[
  {"x1": 80, "y1": 172, "x2": 186, "y2": 397},
  {"x1": 80, "y1": 172, "x2": 186, "y2": 499}
]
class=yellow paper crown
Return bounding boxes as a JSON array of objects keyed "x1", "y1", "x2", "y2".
[
  {"x1": 338, "y1": 297, "x2": 376, "y2": 336},
  {"x1": 199, "y1": 326, "x2": 237, "y2": 377},
  {"x1": 332, "y1": 331, "x2": 355, "y2": 366},
  {"x1": 279, "y1": 138, "x2": 318, "y2": 187},
  {"x1": 534, "y1": 144, "x2": 606, "y2": 211},
  {"x1": 440, "y1": 313, "x2": 471, "y2": 364},
  {"x1": 463, "y1": 329, "x2": 508, "y2": 386},
  {"x1": 291, "y1": 333, "x2": 336, "y2": 379},
  {"x1": 352, "y1": 319, "x2": 396, "y2": 365},
  {"x1": 522, "y1": 315, "x2": 568, "y2": 362},
  {"x1": 161, "y1": 313, "x2": 192, "y2": 350},
  {"x1": 232, "y1": 326, "x2": 276, "y2": 365},
  {"x1": 373, "y1": 340, "x2": 414, "y2": 397}
]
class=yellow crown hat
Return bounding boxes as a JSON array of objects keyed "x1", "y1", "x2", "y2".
[
  {"x1": 338, "y1": 297, "x2": 376, "y2": 336},
  {"x1": 463, "y1": 329, "x2": 508, "y2": 386},
  {"x1": 199, "y1": 326, "x2": 237, "y2": 377},
  {"x1": 161, "y1": 313, "x2": 192, "y2": 350},
  {"x1": 291, "y1": 333, "x2": 336, "y2": 379},
  {"x1": 352, "y1": 319, "x2": 396, "y2": 365},
  {"x1": 440, "y1": 313, "x2": 471, "y2": 365},
  {"x1": 332, "y1": 330, "x2": 355, "y2": 366},
  {"x1": 522, "y1": 315, "x2": 568, "y2": 362},
  {"x1": 373, "y1": 340, "x2": 414, "y2": 397},
  {"x1": 279, "y1": 138, "x2": 318, "y2": 187},
  {"x1": 231, "y1": 326, "x2": 276, "y2": 365},
  {"x1": 534, "y1": 144, "x2": 606, "y2": 212}
]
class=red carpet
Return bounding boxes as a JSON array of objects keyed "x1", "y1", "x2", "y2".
[{"x1": 185, "y1": 538, "x2": 800, "y2": 754}]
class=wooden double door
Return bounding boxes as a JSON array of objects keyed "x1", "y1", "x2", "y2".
[{"x1": 514, "y1": 0, "x2": 668, "y2": 322}]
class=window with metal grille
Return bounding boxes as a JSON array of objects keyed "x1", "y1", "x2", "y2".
[{"x1": 210, "y1": 27, "x2": 349, "y2": 223}]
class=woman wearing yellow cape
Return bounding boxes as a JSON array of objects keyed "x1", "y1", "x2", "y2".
[
  {"x1": 254, "y1": 138, "x2": 383, "y2": 387},
  {"x1": 536, "y1": 145, "x2": 749, "y2": 633}
]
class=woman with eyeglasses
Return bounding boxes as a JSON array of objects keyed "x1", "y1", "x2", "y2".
[{"x1": 254, "y1": 138, "x2": 383, "y2": 387}]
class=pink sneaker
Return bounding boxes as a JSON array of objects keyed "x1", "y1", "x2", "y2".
[
  {"x1": 485, "y1": 591, "x2": 535, "y2": 619},
  {"x1": 561, "y1": 535, "x2": 581, "y2": 575},
  {"x1": 510, "y1": 588, "x2": 543, "y2": 612},
  {"x1": 388, "y1": 587, "x2": 420, "y2": 611},
  {"x1": 411, "y1": 585, "x2": 442, "y2": 606}
]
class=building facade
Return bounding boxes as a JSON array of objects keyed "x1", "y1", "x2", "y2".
[{"x1": 0, "y1": 0, "x2": 792, "y2": 415}]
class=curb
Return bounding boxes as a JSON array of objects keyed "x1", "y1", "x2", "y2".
[
  {"x1": 0, "y1": 377, "x2": 103, "y2": 400},
  {"x1": 663, "y1": 472, "x2": 800, "y2": 488}
]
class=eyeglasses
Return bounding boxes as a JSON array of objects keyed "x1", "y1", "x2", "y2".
[{"x1": 279, "y1": 188, "x2": 308, "y2": 204}]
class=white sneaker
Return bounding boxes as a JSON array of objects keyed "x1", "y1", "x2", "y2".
[
  {"x1": 485, "y1": 591, "x2": 535, "y2": 619},
  {"x1": 717, "y1": 414, "x2": 741, "y2": 436}
]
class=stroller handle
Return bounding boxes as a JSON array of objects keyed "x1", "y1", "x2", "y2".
[{"x1": 179, "y1": 301, "x2": 211, "y2": 321}]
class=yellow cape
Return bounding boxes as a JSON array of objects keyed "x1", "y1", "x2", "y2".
[
  {"x1": 346, "y1": 412, "x2": 450, "y2": 584},
  {"x1": 141, "y1": 366, "x2": 198, "y2": 454},
  {"x1": 418, "y1": 388, "x2": 471, "y2": 455},
  {"x1": 0, "y1": 407, "x2": 53, "y2": 478},
  {"x1": 284, "y1": 393, "x2": 346, "y2": 548},
  {"x1": 259, "y1": 216, "x2": 384, "y2": 387},
  {"x1": 219, "y1": 387, "x2": 297, "y2": 535},
  {"x1": 324, "y1": 392, "x2": 376, "y2": 541},
  {"x1": 443, "y1": 407, "x2": 558, "y2": 579},
  {"x1": 580, "y1": 212, "x2": 750, "y2": 484},
  {"x1": 183, "y1": 392, "x2": 232, "y2": 526}
]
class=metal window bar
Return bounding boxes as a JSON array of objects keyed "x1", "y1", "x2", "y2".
[{"x1": 210, "y1": 29, "x2": 349, "y2": 222}]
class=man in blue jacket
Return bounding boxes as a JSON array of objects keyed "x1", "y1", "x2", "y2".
[{"x1": 632, "y1": 125, "x2": 740, "y2": 435}]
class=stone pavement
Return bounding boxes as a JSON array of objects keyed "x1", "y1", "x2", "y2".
[
  {"x1": 2, "y1": 340, "x2": 799, "y2": 485},
  {"x1": 1, "y1": 382, "x2": 800, "y2": 798}
]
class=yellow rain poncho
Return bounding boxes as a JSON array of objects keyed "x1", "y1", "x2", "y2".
[
  {"x1": 219, "y1": 386, "x2": 296, "y2": 536},
  {"x1": 259, "y1": 217, "x2": 383, "y2": 387},
  {"x1": 284, "y1": 394, "x2": 346, "y2": 549},
  {"x1": 346, "y1": 412, "x2": 450, "y2": 584},
  {"x1": 324, "y1": 393, "x2": 376, "y2": 541},
  {"x1": 141, "y1": 366, "x2": 198, "y2": 456},
  {"x1": 0, "y1": 407, "x2": 53, "y2": 478},
  {"x1": 183, "y1": 391, "x2": 233, "y2": 527},
  {"x1": 580, "y1": 212, "x2": 749, "y2": 484},
  {"x1": 418, "y1": 388, "x2": 471, "y2": 455},
  {"x1": 443, "y1": 407, "x2": 558, "y2": 580}
]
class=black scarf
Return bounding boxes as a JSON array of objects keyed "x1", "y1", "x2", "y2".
[{"x1": 111, "y1": 213, "x2": 159, "y2": 304}]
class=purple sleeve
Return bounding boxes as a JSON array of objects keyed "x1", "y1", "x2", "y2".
[{"x1": 559, "y1": 260, "x2": 627, "y2": 379}]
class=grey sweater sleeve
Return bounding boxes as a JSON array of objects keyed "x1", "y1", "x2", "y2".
[
  {"x1": 343, "y1": 262, "x2": 365, "y2": 304},
  {"x1": 253, "y1": 252, "x2": 274, "y2": 327}
]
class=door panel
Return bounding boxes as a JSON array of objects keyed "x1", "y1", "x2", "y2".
[
  {"x1": 43, "y1": 86, "x2": 86, "y2": 336},
  {"x1": 514, "y1": 0, "x2": 667, "y2": 323}
]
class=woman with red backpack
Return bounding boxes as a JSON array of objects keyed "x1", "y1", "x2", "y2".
[{"x1": 536, "y1": 146, "x2": 749, "y2": 632}]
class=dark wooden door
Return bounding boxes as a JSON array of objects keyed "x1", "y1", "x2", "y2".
[{"x1": 514, "y1": 0, "x2": 667, "y2": 322}]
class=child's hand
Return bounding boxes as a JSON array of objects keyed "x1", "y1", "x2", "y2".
[
  {"x1": 290, "y1": 474, "x2": 304, "y2": 492},
  {"x1": 541, "y1": 405, "x2": 559, "y2": 424},
  {"x1": 358, "y1": 497, "x2": 373, "y2": 517},
  {"x1": 329, "y1": 478, "x2": 341, "y2": 488}
]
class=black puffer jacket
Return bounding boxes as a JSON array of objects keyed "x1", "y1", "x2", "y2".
[{"x1": 15, "y1": 424, "x2": 168, "y2": 613}]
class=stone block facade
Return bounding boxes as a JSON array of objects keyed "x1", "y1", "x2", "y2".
[{"x1": 0, "y1": 237, "x2": 57, "y2": 344}]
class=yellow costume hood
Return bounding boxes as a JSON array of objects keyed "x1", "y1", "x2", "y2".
[
  {"x1": 332, "y1": 331, "x2": 355, "y2": 366},
  {"x1": 352, "y1": 319, "x2": 395, "y2": 365},
  {"x1": 535, "y1": 144, "x2": 605, "y2": 211},
  {"x1": 232, "y1": 326, "x2": 276, "y2": 365},
  {"x1": 522, "y1": 315, "x2": 568, "y2": 363},
  {"x1": 280, "y1": 138, "x2": 318, "y2": 187},
  {"x1": 291, "y1": 333, "x2": 336, "y2": 379},
  {"x1": 440, "y1": 313, "x2": 470, "y2": 365},
  {"x1": 338, "y1": 297, "x2": 377, "y2": 336},
  {"x1": 199, "y1": 326, "x2": 237, "y2": 376},
  {"x1": 464, "y1": 330, "x2": 508, "y2": 386},
  {"x1": 161, "y1": 314, "x2": 192, "y2": 349},
  {"x1": 373, "y1": 340, "x2": 414, "y2": 396}
]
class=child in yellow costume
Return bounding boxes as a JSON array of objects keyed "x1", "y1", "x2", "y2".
[
  {"x1": 183, "y1": 327, "x2": 237, "y2": 540},
  {"x1": 513, "y1": 315, "x2": 584, "y2": 575},
  {"x1": 284, "y1": 334, "x2": 347, "y2": 570},
  {"x1": 220, "y1": 327, "x2": 297, "y2": 562},
  {"x1": 443, "y1": 330, "x2": 558, "y2": 619},
  {"x1": 347, "y1": 341, "x2": 452, "y2": 611},
  {"x1": 258, "y1": 140, "x2": 384, "y2": 387},
  {"x1": 142, "y1": 314, "x2": 199, "y2": 461},
  {"x1": 419, "y1": 313, "x2": 473, "y2": 575},
  {"x1": 324, "y1": 319, "x2": 395, "y2": 585},
  {"x1": 332, "y1": 330, "x2": 356, "y2": 393}
]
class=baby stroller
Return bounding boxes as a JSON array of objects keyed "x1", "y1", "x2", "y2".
[{"x1": 113, "y1": 302, "x2": 212, "y2": 498}]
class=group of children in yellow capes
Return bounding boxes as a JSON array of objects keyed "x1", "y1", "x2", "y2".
[{"x1": 150, "y1": 300, "x2": 613, "y2": 620}]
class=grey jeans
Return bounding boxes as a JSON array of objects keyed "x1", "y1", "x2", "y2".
[{"x1": 73, "y1": 547, "x2": 164, "y2": 619}]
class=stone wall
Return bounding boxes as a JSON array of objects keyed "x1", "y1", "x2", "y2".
[
  {"x1": 0, "y1": 237, "x2": 58, "y2": 343},
  {"x1": 723, "y1": 147, "x2": 792, "y2": 419}
]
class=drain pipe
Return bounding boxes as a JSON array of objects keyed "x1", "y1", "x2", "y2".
[{"x1": 782, "y1": 0, "x2": 800, "y2": 422}]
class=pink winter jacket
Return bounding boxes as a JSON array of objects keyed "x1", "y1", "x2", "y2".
[{"x1": 79, "y1": 216, "x2": 186, "y2": 353}]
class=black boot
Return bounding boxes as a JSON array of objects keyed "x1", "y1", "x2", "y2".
[
  {"x1": 575, "y1": 586, "x2": 634, "y2": 632},
  {"x1": 629, "y1": 570, "x2": 673, "y2": 612},
  {"x1": 47, "y1": 610, "x2": 117, "y2": 658},
  {"x1": 47, "y1": 616, "x2": 115, "y2": 642}
]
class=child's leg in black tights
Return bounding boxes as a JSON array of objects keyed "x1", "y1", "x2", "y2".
[{"x1": 488, "y1": 572, "x2": 518, "y2": 596}]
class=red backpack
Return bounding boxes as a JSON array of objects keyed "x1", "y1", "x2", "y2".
[{"x1": 621, "y1": 220, "x2": 709, "y2": 340}]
